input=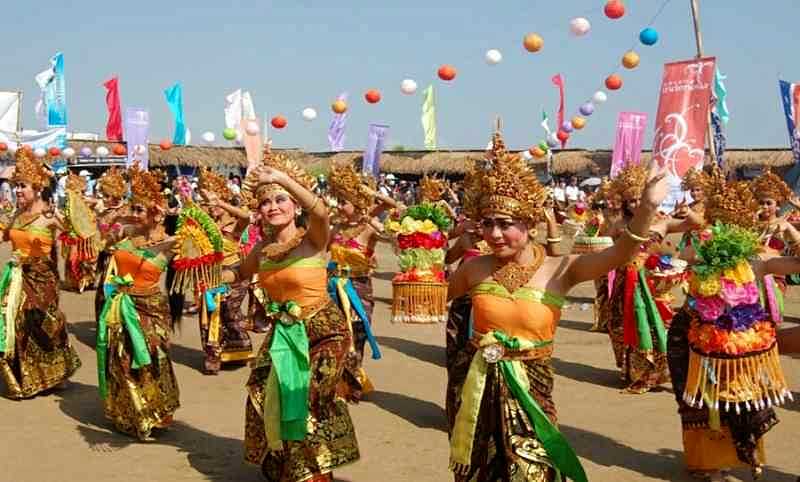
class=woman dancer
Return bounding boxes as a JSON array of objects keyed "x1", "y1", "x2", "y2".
[
  {"x1": 93, "y1": 167, "x2": 129, "y2": 323},
  {"x1": 60, "y1": 171, "x2": 98, "y2": 293}
]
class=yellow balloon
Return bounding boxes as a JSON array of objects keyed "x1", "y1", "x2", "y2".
[
  {"x1": 622, "y1": 51, "x2": 640, "y2": 69},
  {"x1": 523, "y1": 33, "x2": 544, "y2": 53},
  {"x1": 332, "y1": 99, "x2": 348, "y2": 114},
  {"x1": 571, "y1": 116, "x2": 586, "y2": 130}
]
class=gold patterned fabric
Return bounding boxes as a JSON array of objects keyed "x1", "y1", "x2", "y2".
[
  {"x1": 0, "y1": 256, "x2": 81, "y2": 399},
  {"x1": 244, "y1": 301, "x2": 360, "y2": 480},
  {"x1": 590, "y1": 276, "x2": 610, "y2": 333}
]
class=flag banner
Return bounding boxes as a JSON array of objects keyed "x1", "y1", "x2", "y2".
[
  {"x1": 363, "y1": 124, "x2": 389, "y2": 177},
  {"x1": 225, "y1": 89, "x2": 243, "y2": 131},
  {"x1": 421, "y1": 85, "x2": 437, "y2": 150},
  {"x1": 34, "y1": 65, "x2": 54, "y2": 129},
  {"x1": 45, "y1": 53, "x2": 67, "y2": 127},
  {"x1": 551, "y1": 74, "x2": 566, "y2": 147},
  {"x1": 103, "y1": 77, "x2": 123, "y2": 141},
  {"x1": 711, "y1": 110, "x2": 726, "y2": 167},
  {"x1": 0, "y1": 127, "x2": 66, "y2": 151},
  {"x1": 610, "y1": 112, "x2": 648, "y2": 178},
  {"x1": 652, "y1": 57, "x2": 716, "y2": 211},
  {"x1": 124, "y1": 108, "x2": 150, "y2": 169},
  {"x1": 714, "y1": 68, "x2": 729, "y2": 125},
  {"x1": 779, "y1": 80, "x2": 800, "y2": 162},
  {"x1": 242, "y1": 91, "x2": 256, "y2": 120},
  {"x1": 241, "y1": 117, "x2": 262, "y2": 174},
  {"x1": 164, "y1": 83, "x2": 186, "y2": 145},
  {"x1": 0, "y1": 92, "x2": 21, "y2": 133},
  {"x1": 328, "y1": 92, "x2": 348, "y2": 151}
]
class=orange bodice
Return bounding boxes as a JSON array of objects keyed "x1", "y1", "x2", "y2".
[
  {"x1": 471, "y1": 282, "x2": 565, "y2": 342},
  {"x1": 258, "y1": 257, "x2": 329, "y2": 312},
  {"x1": 112, "y1": 240, "x2": 167, "y2": 289},
  {"x1": 9, "y1": 226, "x2": 53, "y2": 258}
]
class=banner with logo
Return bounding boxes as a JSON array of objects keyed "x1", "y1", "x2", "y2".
[
  {"x1": 124, "y1": 108, "x2": 150, "y2": 169},
  {"x1": 652, "y1": 57, "x2": 716, "y2": 210},
  {"x1": 363, "y1": 124, "x2": 389, "y2": 177},
  {"x1": 46, "y1": 52, "x2": 67, "y2": 128},
  {"x1": 610, "y1": 112, "x2": 648, "y2": 178}
]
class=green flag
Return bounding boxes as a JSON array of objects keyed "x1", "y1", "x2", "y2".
[{"x1": 421, "y1": 85, "x2": 437, "y2": 150}]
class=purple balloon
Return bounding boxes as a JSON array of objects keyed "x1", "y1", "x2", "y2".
[
  {"x1": 561, "y1": 121, "x2": 574, "y2": 133},
  {"x1": 546, "y1": 137, "x2": 559, "y2": 148},
  {"x1": 579, "y1": 102, "x2": 595, "y2": 116},
  {"x1": 80, "y1": 146, "x2": 92, "y2": 157}
]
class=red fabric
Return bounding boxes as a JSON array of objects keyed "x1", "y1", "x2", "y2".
[
  {"x1": 655, "y1": 299, "x2": 673, "y2": 325},
  {"x1": 622, "y1": 267, "x2": 639, "y2": 348},
  {"x1": 551, "y1": 74, "x2": 566, "y2": 147},
  {"x1": 103, "y1": 76, "x2": 123, "y2": 141}
]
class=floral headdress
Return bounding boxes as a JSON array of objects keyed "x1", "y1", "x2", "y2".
[
  {"x1": 419, "y1": 175, "x2": 447, "y2": 203},
  {"x1": 243, "y1": 145, "x2": 317, "y2": 209},
  {"x1": 99, "y1": 166, "x2": 127, "y2": 199},
  {"x1": 463, "y1": 130, "x2": 548, "y2": 224},
  {"x1": 12, "y1": 149, "x2": 51, "y2": 189},
  {"x1": 328, "y1": 162, "x2": 376, "y2": 215},
  {"x1": 198, "y1": 167, "x2": 233, "y2": 202},
  {"x1": 129, "y1": 162, "x2": 165, "y2": 209},
  {"x1": 681, "y1": 167, "x2": 711, "y2": 192},
  {"x1": 702, "y1": 165, "x2": 759, "y2": 231},
  {"x1": 611, "y1": 164, "x2": 647, "y2": 202},
  {"x1": 749, "y1": 168, "x2": 792, "y2": 205},
  {"x1": 65, "y1": 171, "x2": 87, "y2": 193}
]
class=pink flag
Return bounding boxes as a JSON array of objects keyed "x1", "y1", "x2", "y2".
[
  {"x1": 610, "y1": 112, "x2": 648, "y2": 178},
  {"x1": 551, "y1": 74, "x2": 565, "y2": 147},
  {"x1": 103, "y1": 76, "x2": 123, "y2": 141}
]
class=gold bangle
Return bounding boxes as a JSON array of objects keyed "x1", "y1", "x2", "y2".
[
  {"x1": 546, "y1": 237, "x2": 562, "y2": 243},
  {"x1": 306, "y1": 196, "x2": 320, "y2": 212},
  {"x1": 623, "y1": 226, "x2": 649, "y2": 243}
]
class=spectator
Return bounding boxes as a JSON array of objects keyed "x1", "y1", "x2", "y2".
[
  {"x1": 228, "y1": 175, "x2": 242, "y2": 196},
  {"x1": 553, "y1": 179, "x2": 566, "y2": 205},
  {"x1": 565, "y1": 176, "x2": 584, "y2": 203}
]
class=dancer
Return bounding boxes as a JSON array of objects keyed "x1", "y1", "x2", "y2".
[
  {"x1": 750, "y1": 169, "x2": 800, "y2": 254},
  {"x1": 238, "y1": 150, "x2": 359, "y2": 481},
  {"x1": 93, "y1": 166, "x2": 129, "y2": 323},
  {"x1": 95, "y1": 165, "x2": 180, "y2": 440},
  {"x1": 60, "y1": 171, "x2": 99, "y2": 292},
  {"x1": 0, "y1": 150, "x2": 81, "y2": 399},
  {"x1": 446, "y1": 131, "x2": 669, "y2": 481}
]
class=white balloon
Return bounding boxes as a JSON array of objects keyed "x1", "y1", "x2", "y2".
[
  {"x1": 592, "y1": 91, "x2": 608, "y2": 104},
  {"x1": 134, "y1": 144, "x2": 146, "y2": 155},
  {"x1": 245, "y1": 121, "x2": 260, "y2": 136},
  {"x1": 485, "y1": 49, "x2": 503, "y2": 65},
  {"x1": 569, "y1": 17, "x2": 591, "y2": 36},
  {"x1": 62, "y1": 147, "x2": 76, "y2": 158},
  {"x1": 8, "y1": 144, "x2": 17, "y2": 154},
  {"x1": 520, "y1": 150, "x2": 533, "y2": 160},
  {"x1": 400, "y1": 79, "x2": 418, "y2": 95},
  {"x1": 302, "y1": 108, "x2": 318, "y2": 121},
  {"x1": 96, "y1": 146, "x2": 110, "y2": 157},
  {"x1": 202, "y1": 131, "x2": 216, "y2": 144},
  {"x1": 34, "y1": 147, "x2": 47, "y2": 158}
]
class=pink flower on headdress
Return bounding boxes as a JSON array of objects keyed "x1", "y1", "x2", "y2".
[
  {"x1": 719, "y1": 279, "x2": 759, "y2": 306},
  {"x1": 694, "y1": 295, "x2": 726, "y2": 321}
]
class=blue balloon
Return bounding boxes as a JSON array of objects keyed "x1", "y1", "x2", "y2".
[
  {"x1": 561, "y1": 121, "x2": 574, "y2": 133},
  {"x1": 639, "y1": 28, "x2": 659, "y2": 46}
]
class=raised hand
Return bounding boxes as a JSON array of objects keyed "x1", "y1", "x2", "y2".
[{"x1": 642, "y1": 163, "x2": 669, "y2": 209}]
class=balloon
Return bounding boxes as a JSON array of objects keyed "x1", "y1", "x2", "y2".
[
  {"x1": 530, "y1": 146, "x2": 547, "y2": 158},
  {"x1": 400, "y1": 79, "x2": 418, "y2": 95},
  {"x1": 622, "y1": 51, "x2": 640, "y2": 69},
  {"x1": 523, "y1": 33, "x2": 544, "y2": 52},
  {"x1": 604, "y1": 1, "x2": 625, "y2": 19},
  {"x1": 556, "y1": 130, "x2": 570, "y2": 143},
  {"x1": 245, "y1": 120, "x2": 260, "y2": 136},
  {"x1": 80, "y1": 146, "x2": 92, "y2": 157},
  {"x1": 538, "y1": 141, "x2": 549, "y2": 151},
  {"x1": 521, "y1": 150, "x2": 533, "y2": 161},
  {"x1": 569, "y1": 17, "x2": 591, "y2": 37},
  {"x1": 202, "y1": 131, "x2": 216, "y2": 144},
  {"x1": 48, "y1": 146, "x2": 61, "y2": 157},
  {"x1": 96, "y1": 146, "x2": 110, "y2": 157},
  {"x1": 63, "y1": 147, "x2": 75, "y2": 158},
  {"x1": 571, "y1": 116, "x2": 586, "y2": 130},
  {"x1": 640, "y1": 27, "x2": 659, "y2": 46},
  {"x1": 134, "y1": 144, "x2": 147, "y2": 155},
  {"x1": 546, "y1": 136, "x2": 559, "y2": 148},
  {"x1": 34, "y1": 147, "x2": 47, "y2": 158},
  {"x1": 222, "y1": 128, "x2": 237, "y2": 141},
  {"x1": 112, "y1": 144, "x2": 127, "y2": 156},
  {"x1": 302, "y1": 108, "x2": 317, "y2": 121},
  {"x1": 485, "y1": 49, "x2": 502, "y2": 65},
  {"x1": 159, "y1": 139, "x2": 173, "y2": 151},
  {"x1": 0, "y1": 143, "x2": 7, "y2": 152},
  {"x1": 271, "y1": 116, "x2": 287, "y2": 129},
  {"x1": 561, "y1": 121, "x2": 574, "y2": 133},
  {"x1": 332, "y1": 99, "x2": 348, "y2": 114},
  {"x1": 365, "y1": 89, "x2": 381, "y2": 104},
  {"x1": 235, "y1": 132, "x2": 243, "y2": 144},
  {"x1": 579, "y1": 102, "x2": 595, "y2": 116},
  {"x1": 438, "y1": 65, "x2": 457, "y2": 81},
  {"x1": 592, "y1": 91, "x2": 608, "y2": 103},
  {"x1": 605, "y1": 74, "x2": 623, "y2": 90}
]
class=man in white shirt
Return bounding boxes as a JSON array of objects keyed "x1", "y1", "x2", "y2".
[
  {"x1": 565, "y1": 176, "x2": 584, "y2": 203},
  {"x1": 553, "y1": 180, "x2": 566, "y2": 205}
]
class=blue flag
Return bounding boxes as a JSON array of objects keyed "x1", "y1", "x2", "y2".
[
  {"x1": 164, "y1": 83, "x2": 186, "y2": 145},
  {"x1": 46, "y1": 52, "x2": 67, "y2": 127},
  {"x1": 779, "y1": 80, "x2": 800, "y2": 193}
]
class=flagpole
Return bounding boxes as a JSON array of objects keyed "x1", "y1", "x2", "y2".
[{"x1": 689, "y1": 0, "x2": 718, "y2": 165}]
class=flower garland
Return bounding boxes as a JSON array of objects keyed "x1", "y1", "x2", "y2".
[
  {"x1": 177, "y1": 205, "x2": 224, "y2": 253},
  {"x1": 385, "y1": 202, "x2": 451, "y2": 284}
]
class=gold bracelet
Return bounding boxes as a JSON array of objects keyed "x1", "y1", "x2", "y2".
[
  {"x1": 546, "y1": 237, "x2": 562, "y2": 243},
  {"x1": 306, "y1": 196, "x2": 320, "y2": 212},
  {"x1": 623, "y1": 226, "x2": 649, "y2": 243}
]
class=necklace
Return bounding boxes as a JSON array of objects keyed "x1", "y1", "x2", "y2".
[
  {"x1": 262, "y1": 227, "x2": 307, "y2": 261},
  {"x1": 132, "y1": 225, "x2": 167, "y2": 249},
  {"x1": 492, "y1": 244, "x2": 545, "y2": 293},
  {"x1": 13, "y1": 210, "x2": 43, "y2": 229}
]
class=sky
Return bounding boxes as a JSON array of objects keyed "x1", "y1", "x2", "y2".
[{"x1": 3, "y1": 0, "x2": 800, "y2": 152}]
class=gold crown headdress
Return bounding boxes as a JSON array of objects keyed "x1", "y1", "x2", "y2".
[
  {"x1": 611, "y1": 164, "x2": 647, "y2": 201},
  {"x1": 592, "y1": 177, "x2": 615, "y2": 203},
  {"x1": 328, "y1": 162, "x2": 376, "y2": 215},
  {"x1": 419, "y1": 174, "x2": 447, "y2": 203},
  {"x1": 463, "y1": 130, "x2": 548, "y2": 224},
  {"x1": 129, "y1": 162, "x2": 165, "y2": 209},
  {"x1": 99, "y1": 166, "x2": 127, "y2": 199},
  {"x1": 702, "y1": 165, "x2": 759, "y2": 230},
  {"x1": 65, "y1": 171, "x2": 87, "y2": 193},
  {"x1": 750, "y1": 168, "x2": 792, "y2": 205},
  {"x1": 681, "y1": 167, "x2": 711, "y2": 192},
  {"x1": 12, "y1": 149, "x2": 51, "y2": 189},
  {"x1": 198, "y1": 167, "x2": 233, "y2": 202},
  {"x1": 244, "y1": 145, "x2": 317, "y2": 208}
]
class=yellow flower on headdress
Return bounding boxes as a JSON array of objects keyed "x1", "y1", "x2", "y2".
[
  {"x1": 722, "y1": 261, "x2": 755, "y2": 286},
  {"x1": 385, "y1": 220, "x2": 402, "y2": 234},
  {"x1": 418, "y1": 219, "x2": 439, "y2": 234},
  {"x1": 400, "y1": 217, "x2": 423, "y2": 235},
  {"x1": 690, "y1": 274, "x2": 721, "y2": 297}
]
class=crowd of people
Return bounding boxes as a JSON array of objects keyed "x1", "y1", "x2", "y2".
[{"x1": 0, "y1": 134, "x2": 797, "y2": 482}]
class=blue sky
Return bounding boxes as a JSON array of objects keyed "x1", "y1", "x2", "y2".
[{"x1": 3, "y1": 0, "x2": 799, "y2": 152}]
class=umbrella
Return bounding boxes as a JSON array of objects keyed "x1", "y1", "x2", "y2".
[{"x1": 580, "y1": 177, "x2": 602, "y2": 187}]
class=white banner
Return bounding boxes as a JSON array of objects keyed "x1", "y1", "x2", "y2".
[
  {"x1": 0, "y1": 127, "x2": 66, "y2": 150},
  {"x1": 0, "y1": 92, "x2": 20, "y2": 133},
  {"x1": 224, "y1": 89, "x2": 243, "y2": 130},
  {"x1": 242, "y1": 91, "x2": 256, "y2": 120}
]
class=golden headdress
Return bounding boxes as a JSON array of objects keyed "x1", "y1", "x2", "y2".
[
  {"x1": 12, "y1": 149, "x2": 51, "y2": 189},
  {"x1": 99, "y1": 166, "x2": 127, "y2": 199},
  {"x1": 702, "y1": 165, "x2": 759, "y2": 230},
  {"x1": 611, "y1": 164, "x2": 647, "y2": 201},
  {"x1": 198, "y1": 167, "x2": 233, "y2": 202},
  {"x1": 463, "y1": 131, "x2": 548, "y2": 224},
  {"x1": 592, "y1": 177, "x2": 615, "y2": 203},
  {"x1": 328, "y1": 162, "x2": 376, "y2": 215},
  {"x1": 681, "y1": 167, "x2": 711, "y2": 192},
  {"x1": 65, "y1": 171, "x2": 86, "y2": 193},
  {"x1": 244, "y1": 145, "x2": 317, "y2": 208},
  {"x1": 129, "y1": 162, "x2": 165, "y2": 209},
  {"x1": 750, "y1": 168, "x2": 792, "y2": 205},
  {"x1": 419, "y1": 174, "x2": 447, "y2": 203}
]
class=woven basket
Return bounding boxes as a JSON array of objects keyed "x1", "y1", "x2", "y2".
[
  {"x1": 571, "y1": 236, "x2": 613, "y2": 254},
  {"x1": 391, "y1": 281, "x2": 448, "y2": 323}
]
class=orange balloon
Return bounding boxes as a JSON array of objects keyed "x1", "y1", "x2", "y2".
[
  {"x1": 605, "y1": 74, "x2": 623, "y2": 90},
  {"x1": 523, "y1": 33, "x2": 544, "y2": 53},
  {"x1": 530, "y1": 146, "x2": 546, "y2": 158},
  {"x1": 622, "y1": 51, "x2": 640, "y2": 69},
  {"x1": 112, "y1": 143, "x2": 127, "y2": 156},
  {"x1": 364, "y1": 89, "x2": 381, "y2": 104},
  {"x1": 438, "y1": 65, "x2": 457, "y2": 81},
  {"x1": 48, "y1": 146, "x2": 61, "y2": 157},
  {"x1": 571, "y1": 116, "x2": 586, "y2": 130},
  {"x1": 0, "y1": 143, "x2": 7, "y2": 152},
  {"x1": 159, "y1": 139, "x2": 173, "y2": 150},
  {"x1": 271, "y1": 116, "x2": 288, "y2": 129},
  {"x1": 332, "y1": 99, "x2": 348, "y2": 114}
]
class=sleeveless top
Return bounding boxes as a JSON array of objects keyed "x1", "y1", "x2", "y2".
[
  {"x1": 10, "y1": 216, "x2": 53, "y2": 259},
  {"x1": 259, "y1": 256, "x2": 329, "y2": 316},
  {"x1": 471, "y1": 281, "x2": 565, "y2": 343},
  {"x1": 111, "y1": 239, "x2": 168, "y2": 290},
  {"x1": 330, "y1": 228, "x2": 374, "y2": 277}
]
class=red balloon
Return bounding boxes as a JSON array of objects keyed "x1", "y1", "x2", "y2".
[
  {"x1": 271, "y1": 116, "x2": 288, "y2": 129},
  {"x1": 438, "y1": 65, "x2": 457, "y2": 81},
  {"x1": 605, "y1": 74, "x2": 623, "y2": 90},
  {"x1": 112, "y1": 143, "x2": 127, "y2": 156},
  {"x1": 365, "y1": 89, "x2": 382, "y2": 104},
  {"x1": 159, "y1": 139, "x2": 173, "y2": 150},
  {"x1": 604, "y1": 1, "x2": 625, "y2": 19},
  {"x1": 0, "y1": 142, "x2": 9, "y2": 152},
  {"x1": 556, "y1": 130, "x2": 570, "y2": 142},
  {"x1": 48, "y1": 146, "x2": 61, "y2": 157}
]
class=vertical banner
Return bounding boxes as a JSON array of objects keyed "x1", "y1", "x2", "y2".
[
  {"x1": 46, "y1": 52, "x2": 67, "y2": 128},
  {"x1": 241, "y1": 117, "x2": 262, "y2": 174},
  {"x1": 103, "y1": 77, "x2": 123, "y2": 141},
  {"x1": 225, "y1": 89, "x2": 243, "y2": 131},
  {"x1": 0, "y1": 92, "x2": 21, "y2": 133},
  {"x1": 164, "y1": 83, "x2": 186, "y2": 145},
  {"x1": 124, "y1": 108, "x2": 150, "y2": 169},
  {"x1": 779, "y1": 80, "x2": 800, "y2": 161},
  {"x1": 610, "y1": 112, "x2": 648, "y2": 178},
  {"x1": 241, "y1": 91, "x2": 256, "y2": 120},
  {"x1": 551, "y1": 74, "x2": 566, "y2": 147},
  {"x1": 363, "y1": 124, "x2": 389, "y2": 177},
  {"x1": 421, "y1": 85, "x2": 437, "y2": 150},
  {"x1": 328, "y1": 92, "x2": 348, "y2": 151},
  {"x1": 652, "y1": 57, "x2": 716, "y2": 210}
]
